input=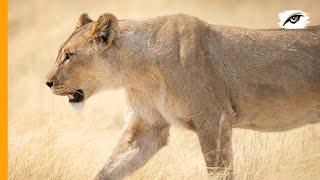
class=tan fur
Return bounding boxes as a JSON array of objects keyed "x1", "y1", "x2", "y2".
[
  {"x1": 76, "y1": 13, "x2": 92, "y2": 29},
  {"x1": 45, "y1": 13, "x2": 320, "y2": 179}
]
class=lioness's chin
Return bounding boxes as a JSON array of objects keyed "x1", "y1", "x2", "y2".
[{"x1": 70, "y1": 101, "x2": 85, "y2": 110}]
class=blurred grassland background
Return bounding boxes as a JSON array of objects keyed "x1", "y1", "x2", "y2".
[{"x1": 9, "y1": 0, "x2": 320, "y2": 179}]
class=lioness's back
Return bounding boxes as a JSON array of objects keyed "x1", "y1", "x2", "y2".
[{"x1": 211, "y1": 25, "x2": 320, "y2": 130}]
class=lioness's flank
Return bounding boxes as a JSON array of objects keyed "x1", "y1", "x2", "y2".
[{"x1": 45, "y1": 13, "x2": 320, "y2": 179}]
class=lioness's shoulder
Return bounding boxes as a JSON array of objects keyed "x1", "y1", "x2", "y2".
[{"x1": 142, "y1": 13, "x2": 210, "y2": 35}]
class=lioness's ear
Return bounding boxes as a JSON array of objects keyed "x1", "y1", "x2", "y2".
[
  {"x1": 91, "y1": 13, "x2": 118, "y2": 49},
  {"x1": 76, "y1": 13, "x2": 92, "y2": 28}
]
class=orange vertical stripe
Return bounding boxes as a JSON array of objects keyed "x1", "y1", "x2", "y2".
[{"x1": 0, "y1": 0, "x2": 8, "y2": 179}]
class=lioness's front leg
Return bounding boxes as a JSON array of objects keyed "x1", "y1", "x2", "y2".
[
  {"x1": 196, "y1": 112, "x2": 233, "y2": 180},
  {"x1": 92, "y1": 114, "x2": 170, "y2": 180}
]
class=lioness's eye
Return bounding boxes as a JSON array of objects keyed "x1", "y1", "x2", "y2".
[
  {"x1": 64, "y1": 53, "x2": 72, "y2": 60},
  {"x1": 283, "y1": 14, "x2": 303, "y2": 26},
  {"x1": 63, "y1": 53, "x2": 73, "y2": 64}
]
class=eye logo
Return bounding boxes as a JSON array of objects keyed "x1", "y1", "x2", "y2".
[{"x1": 278, "y1": 10, "x2": 309, "y2": 29}]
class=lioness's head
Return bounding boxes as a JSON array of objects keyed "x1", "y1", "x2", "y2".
[{"x1": 45, "y1": 13, "x2": 120, "y2": 107}]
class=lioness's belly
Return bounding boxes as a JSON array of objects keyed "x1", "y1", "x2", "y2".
[{"x1": 232, "y1": 93, "x2": 320, "y2": 132}]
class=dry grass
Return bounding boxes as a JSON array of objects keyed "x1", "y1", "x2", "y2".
[{"x1": 9, "y1": 0, "x2": 320, "y2": 179}]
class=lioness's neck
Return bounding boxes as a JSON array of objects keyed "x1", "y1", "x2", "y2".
[{"x1": 110, "y1": 20, "x2": 164, "y2": 92}]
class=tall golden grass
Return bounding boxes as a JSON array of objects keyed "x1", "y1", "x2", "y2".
[{"x1": 9, "y1": 0, "x2": 320, "y2": 179}]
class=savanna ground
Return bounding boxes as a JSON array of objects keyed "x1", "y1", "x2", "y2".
[{"x1": 8, "y1": 0, "x2": 320, "y2": 179}]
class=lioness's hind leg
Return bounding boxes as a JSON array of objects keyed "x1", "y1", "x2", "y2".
[{"x1": 196, "y1": 113, "x2": 233, "y2": 180}]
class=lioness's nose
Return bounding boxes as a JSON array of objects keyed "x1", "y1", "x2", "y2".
[{"x1": 45, "y1": 81, "x2": 54, "y2": 88}]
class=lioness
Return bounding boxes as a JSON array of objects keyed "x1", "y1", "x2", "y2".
[{"x1": 45, "y1": 13, "x2": 320, "y2": 179}]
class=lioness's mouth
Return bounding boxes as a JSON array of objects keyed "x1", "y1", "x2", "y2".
[{"x1": 67, "y1": 89, "x2": 84, "y2": 103}]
